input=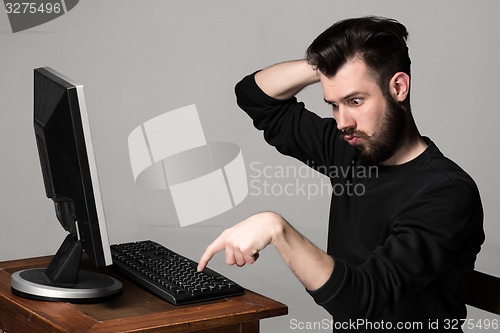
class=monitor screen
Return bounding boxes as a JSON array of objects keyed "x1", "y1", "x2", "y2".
[{"x1": 33, "y1": 67, "x2": 112, "y2": 267}]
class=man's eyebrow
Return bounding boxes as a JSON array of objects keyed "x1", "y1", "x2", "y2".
[{"x1": 342, "y1": 91, "x2": 364, "y2": 101}]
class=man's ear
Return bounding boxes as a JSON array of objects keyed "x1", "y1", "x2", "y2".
[{"x1": 389, "y1": 72, "x2": 410, "y2": 102}]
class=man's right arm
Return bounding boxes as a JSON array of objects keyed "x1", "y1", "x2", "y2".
[
  {"x1": 235, "y1": 59, "x2": 338, "y2": 173},
  {"x1": 254, "y1": 59, "x2": 320, "y2": 100}
]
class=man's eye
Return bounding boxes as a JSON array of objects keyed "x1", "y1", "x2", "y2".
[{"x1": 351, "y1": 98, "x2": 362, "y2": 105}]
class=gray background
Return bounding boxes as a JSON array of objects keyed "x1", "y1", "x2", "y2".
[{"x1": 1, "y1": 1, "x2": 499, "y2": 331}]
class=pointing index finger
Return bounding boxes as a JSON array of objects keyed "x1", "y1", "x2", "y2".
[{"x1": 197, "y1": 236, "x2": 226, "y2": 272}]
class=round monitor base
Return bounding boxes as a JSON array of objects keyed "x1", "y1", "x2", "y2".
[{"x1": 11, "y1": 268, "x2": 122, "y2": 303}]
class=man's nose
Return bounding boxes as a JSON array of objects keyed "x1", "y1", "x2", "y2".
[{"x1": 336, "y1": 108, "x2": 356, "y2": 132}]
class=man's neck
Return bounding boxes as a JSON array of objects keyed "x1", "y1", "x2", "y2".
[{"x1": 381, "y1": 121, "x2": 428, "y2": 166}]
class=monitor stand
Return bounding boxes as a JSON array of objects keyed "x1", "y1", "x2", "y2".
[{"x1": 10, "y1": 234, "x2": 122, "y2": 303}]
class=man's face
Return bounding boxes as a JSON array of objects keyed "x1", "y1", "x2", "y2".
[{"x1": 320, "y1": 58, "x2": 406, "y2": 164}]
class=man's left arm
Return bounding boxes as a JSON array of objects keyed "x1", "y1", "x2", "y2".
[{"x1": 198, "y1": 178, "x2": 484, "y2": 321}]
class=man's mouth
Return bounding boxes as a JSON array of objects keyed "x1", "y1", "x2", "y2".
[{"x1": 344, "y1": 135, "x2": 360, "y2": 145}]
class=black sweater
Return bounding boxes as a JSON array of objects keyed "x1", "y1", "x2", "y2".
[{"x1": 235, "y1": 72, "x2": 484, "y2": 332}]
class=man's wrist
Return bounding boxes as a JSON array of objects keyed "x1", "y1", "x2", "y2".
[
  {"x1": 255, "y1": 59, "x2": 320, "y2": 100},
  {"x1": 258, "y1": 211, "x2": 287, "y2": 245},
  {"x1": 301, "y1": 59, "x2": 321, "y2": 85}
]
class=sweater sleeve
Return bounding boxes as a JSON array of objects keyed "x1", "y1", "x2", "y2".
[
  {"x1": 235, "y1": 72, "x2": 339, "y2": 173},
  {"x1": 307, "y1": 178, "x2": 484, "y2": 321}
]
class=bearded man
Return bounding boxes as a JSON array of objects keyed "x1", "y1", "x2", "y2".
[{"x1": 198, "y1": 16, "x2": 484, "y2": 332}]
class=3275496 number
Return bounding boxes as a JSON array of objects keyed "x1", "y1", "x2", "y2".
[
  {"x1": 5, "y1": 2, "x2": 61, "y2": 14},
  {"x1": 444, "y1": 318, "x2": 499, "y2": 330}
]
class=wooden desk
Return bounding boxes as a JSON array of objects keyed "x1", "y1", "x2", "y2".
[{"x1": 0, "y1": 256, "x2": 287, "y2": 332}]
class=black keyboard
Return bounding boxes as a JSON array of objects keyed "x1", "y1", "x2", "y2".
[{"x1": 110, "y1": 240, "x2": 244, "y2": 305}]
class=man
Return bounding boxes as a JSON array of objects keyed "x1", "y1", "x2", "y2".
[{"x1": 198, "y1": 17, "x2": 484, "y2": 332}]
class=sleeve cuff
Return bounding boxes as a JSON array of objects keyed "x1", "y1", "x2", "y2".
[{"x1": 306, "y1": 257, "x2": 347, "y2": 306}]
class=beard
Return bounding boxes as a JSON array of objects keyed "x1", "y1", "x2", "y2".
[{"x1": 340, "y1": 98, "x2": 407, "y2": 165}]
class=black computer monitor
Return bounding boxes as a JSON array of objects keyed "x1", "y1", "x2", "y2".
[{"x1": 10, "y1": 67, "x2": 122, "y2": 302}]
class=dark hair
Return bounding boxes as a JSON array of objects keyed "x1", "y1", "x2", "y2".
[{"x1": 306, "y1": 16, "x2": 411, "y2": 109}]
